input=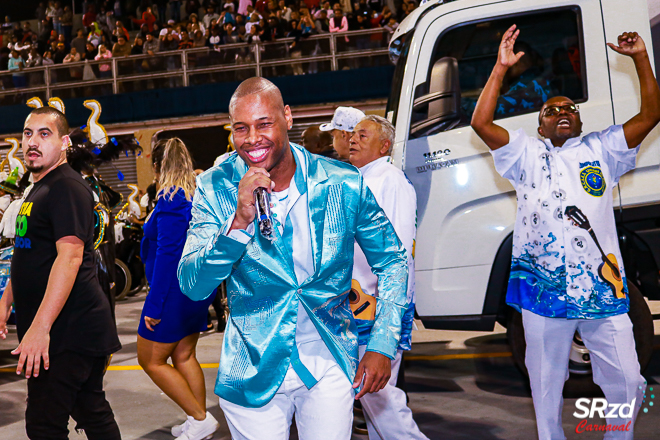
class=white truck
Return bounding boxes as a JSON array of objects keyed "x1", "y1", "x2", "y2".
[{"x1": 387, "y1": 0, "x2": 660, "y2": 390}]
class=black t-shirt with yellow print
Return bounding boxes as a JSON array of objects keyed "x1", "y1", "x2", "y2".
[{"x1": 11, "y1": 164, "x2": 120, "y2": 357}]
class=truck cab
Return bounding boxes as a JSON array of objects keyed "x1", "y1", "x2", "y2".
[{"x1": 387, "y1": 0, "x2": 660, "y2": 376}]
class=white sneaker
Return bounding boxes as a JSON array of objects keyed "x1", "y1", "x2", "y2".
[
  {"x1": 171, "y1": 418, "x2": 189, "y2": 437},
  {"x1": 175, "y1": 412, "x2": 219, "y2": 440}
]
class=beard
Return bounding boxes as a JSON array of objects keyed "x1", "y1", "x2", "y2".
[{"x1": 25, "y1": 163, "x2": 44, "y2": 173}]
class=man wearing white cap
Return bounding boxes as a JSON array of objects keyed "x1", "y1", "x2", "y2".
[
  {"x1": 348, "y1": 115, "x2": 429, "y2": 440},
  {"x1": 319, "y1": 106, "x2": 365, "y2": 160}
]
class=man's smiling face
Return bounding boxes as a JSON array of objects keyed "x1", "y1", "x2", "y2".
[{"x1": 230, "y1": 92, "x2": 293, "y2": 171}]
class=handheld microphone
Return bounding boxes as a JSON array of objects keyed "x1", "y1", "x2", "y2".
[{"x1": 254, "y1": 187, "x2": 274, "y2": 240}]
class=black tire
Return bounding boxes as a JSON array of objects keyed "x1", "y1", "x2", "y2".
[
  {"x1": 507, "y1": 281, "x2": 654, "y2": 397},
  {"x1": 114, "y1": 259, "x2": 132, "y2": 301}
]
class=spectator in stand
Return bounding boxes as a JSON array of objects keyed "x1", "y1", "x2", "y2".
[
  {"x1": 238, "y1": 0, "x2": 252, "y2": 16},
  {"x1": 298, "y1": 8, "x2": 316, "y2": 36},
  {"x1": 95, "y1": 43, "x2": 113, "y2": 78},
  {"x1": 192, "y1": 29, "x2": 206, "y2": 47},
  {"x1": 155, "y1": 0, "x2": 168, "y2": 23},
  {"x1": 138, "y1": 24, "x2": 152, "y2": 41},
  {"x1": 220, "y1": 5, "x2": 237, "y2": 26},
  {"x1": 315, "y1": 10, "x2": 330, "y2": 32},
  {"x1": 266, "y1": 16, "x2": 285, "y2": 39},
  {"x1": 114, "y1": 20, "x2": 130, "y2": 41},
  {"x1": 188, "y1": 13, "x2": 206, "y2": 34},
  {"x1": 57, "y1": 33, "x2": 69, "y2": 51},
  {"x1": 133, "y1": 6, "x2": 158, "y2": 33},
  {"x1": 246, "y1": 24, "x2": 262, "y2": 43},
  {"x1": 38, "y1": 19, "x2": 52, "y2": 44},
  {"x1": 223, "y1": 23, "x2": 238, "y2": 44},
  {"x1": 36, "y1": 2, "x2": 47, "y2": 33},
  {"x1": 60, "y1": 6, "x2": 73, "y2": 42},
  {"x1": 42, "y1": 49, "x2": 54, "y2": 66},
  {"x1": 277, "y1": 0, "x2": 292, "y2": 21},
  {"x1": 315, "y1": 1, "x2": 334, "y2": 18},
  {"x1": 383, "y1": 16, "x2": 398, "y2": 38},
  {"x1": 245, "y1": 13, "x2": 259, "y2": 34},
  {"x1": 177, "y1": 30, "x2": 194, "y2": 49},
  {"x1": 8, "y1": 49, "x2": 26, "y2": 88},
  {"x1": 87, "y1": 22, "x2": 103, "y2": 47},
  {"x1": 330, "y1": 7, "x2": 348, "y2": 32},
  {"x1": 83, "y1": 5, "x2": 97, "y2": 28},
  {"x1": 51, "y1": 2, "x2": 64, "y2": 35},
  {"x1": 103, "y1": 11, "x2": 118, "y2": 36},
  {"x1": 169, "y1": 0, "x2": 182, "y2": 23},
  {"x1": 161, "y1": 32, "x2": 180, "y2": 50},
  {"x1": 208, "y1": 27, "x2": 221, "y2": 48},
  {"x1": 112, "y1": 35, "x2": 132, "y2": 57},
  {"x1": 203, "y1": 6, "x2": 220, "y2": 29},
  {"x1": 53, "y1": 42, "x2": 67, "y2": 63},
  {"x1": 71, "y1": 29, "x2": 87, "y2": 56},
  {"x1": 20, "y1": 22, "x2": 35, "y2": 46},
  {"x1": 255, "y1": 0, "x2": 268, "y2": 14},
  {"x1": 143, "y1": 32, "x2": 159, "y2": 55},
  {"x1": 26, "y1": 47, "x2": 43, "y2": 67},
  {"x1": 82, "y1": 41, "x2": 98, "y2": 60},
  {"x1": 63, "y1": 46, "x2": 83, "y2": 81},
  {"x1": 131, "y1": 35, "x2": 145, "y2": 55}
]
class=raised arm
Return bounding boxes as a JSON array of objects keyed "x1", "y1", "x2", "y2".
[
  {"x1": 607, "y1": 32, "x2": 660, "y2": 148},
  {"x1": 471, "y1": 24, "x2": 525, "y2": 150}
]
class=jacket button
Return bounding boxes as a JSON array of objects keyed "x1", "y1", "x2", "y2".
[{"x1": 297, "y1": 289, "x2": 302, "y2": 294}]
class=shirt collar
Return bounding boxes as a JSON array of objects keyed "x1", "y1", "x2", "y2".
[
  {"x1": 542, "y1": 135, "x2": 582, "y2": 151},
  {"x1": 358, "y1": 155, "x2": 391, "y2": 175}
]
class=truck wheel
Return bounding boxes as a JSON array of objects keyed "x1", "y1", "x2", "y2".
[
  {"x1": 507, "y1": 281, "x2": 653, "y2": 397},
  {"x1": 114, "y1": 259, "x2": 132, "y2": 301}
]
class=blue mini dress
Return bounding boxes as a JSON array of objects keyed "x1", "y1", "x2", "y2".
[{"x1": 138, "y1": 189, "x2": 216, "y2": 343}]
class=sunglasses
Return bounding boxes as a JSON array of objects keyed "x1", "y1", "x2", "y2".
[{"x1": 542, "y1": 104, "x2": 579, "y2": 118}]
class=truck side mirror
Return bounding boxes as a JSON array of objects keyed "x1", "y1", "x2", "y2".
[{"x1": 410, "y1": 57, "x2": 462, "y2": 138}]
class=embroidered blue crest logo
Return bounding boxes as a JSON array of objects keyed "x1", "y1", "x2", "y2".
[{"x1": 580, "y1": 166, "x2": 606, "y2": 197}]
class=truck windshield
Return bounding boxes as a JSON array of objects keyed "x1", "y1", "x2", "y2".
[{"x1": 386, "y1": 31, "x2": 412, "y2": 126}]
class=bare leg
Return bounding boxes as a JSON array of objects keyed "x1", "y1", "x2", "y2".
[
  {"x1": 137, "y1": 334, "x2": 206, "y2": 420},
  {"x1": 171, "y1": 333, "x2": 206, "y2": 411}
]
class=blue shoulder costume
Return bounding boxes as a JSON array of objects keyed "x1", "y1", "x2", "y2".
[{"x1": 178, "y1": 143, "x2": 408, "y2": 408}]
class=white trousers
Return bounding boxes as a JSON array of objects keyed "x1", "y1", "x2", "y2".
[
  {"x1": 218, "y1": 364, "x2": 354, "y2": 440},
  {"x1": 522, "y1": 310, "x2": 645, "y2": 440},
  {"x1": 358, "y1": 346, "x2": 429, "y2": 440}
]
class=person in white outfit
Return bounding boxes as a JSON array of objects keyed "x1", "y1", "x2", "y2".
[
  {"x1": 471, "y1": 26, "x2": 660, "y2": 440},
  {"x1": 348, "y1": 115, "x2": 429, "y2": 440}
]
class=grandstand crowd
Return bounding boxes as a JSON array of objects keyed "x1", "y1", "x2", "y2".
[{"x1": 0, "y1": 0, "x2": 418, "y2": 88}]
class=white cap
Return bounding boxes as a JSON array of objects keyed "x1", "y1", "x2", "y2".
[
  {"x1": 159, "y1": 28, "x2": 168, "y2": 36},
  {"x1": 319, "y1": 106, "x2": 366, "y2": 132}
]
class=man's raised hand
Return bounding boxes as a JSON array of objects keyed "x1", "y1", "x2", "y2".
[
  {"x1": 607, "y1": 32, "x2": 647, "y2": 58},
  {"x1": 497, "y1": 24, "x2": 525, "y2": 68}
]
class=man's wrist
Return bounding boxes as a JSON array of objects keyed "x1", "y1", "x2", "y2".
[
  {"x1": 493, "y1": 63, "x2": 508, "y2": 77},
  {"x1": 631, "y1": 51, "x2": 650, "y2": 64},
  {"x1": 230, "y1": 216, "x2": 250, "y2": 231}
]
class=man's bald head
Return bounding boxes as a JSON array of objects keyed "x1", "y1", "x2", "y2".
[{"x1": 229, "y1": 77, "x2": 284, "y2": 117}]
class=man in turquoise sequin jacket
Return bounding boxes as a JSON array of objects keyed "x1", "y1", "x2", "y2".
[{"x1": 178, "y1": 77, "x2": 408, "y2": 440}]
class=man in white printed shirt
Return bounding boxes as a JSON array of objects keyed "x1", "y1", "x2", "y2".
[
  {"x1": 471, "y1": 26, "x2": 660, "y2": 440},
  {"x1": 349, "y1": 115, "x2": 429, "y2": 440}
]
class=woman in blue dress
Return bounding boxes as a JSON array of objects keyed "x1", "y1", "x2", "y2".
[{"x1": 137, "y1": 138, "x2": 219, "y2": 440}]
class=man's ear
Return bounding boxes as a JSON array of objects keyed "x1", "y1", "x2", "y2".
[
  {"x1": 61, "y1": 135, "x2": 71, "y2": 151},
  {"x1": 537, "y1": 126, "x2": 545, "y2": 138},
  {"x1": 380, "y1": 140, "x2": 391, "y2": 156},
  {"x1": 284, "y1": 104, "x2": 293, "y2": 130}
]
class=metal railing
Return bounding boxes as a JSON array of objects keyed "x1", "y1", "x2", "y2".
[{"x1": 0, "y1": 28, "x2": 392, "y2": 106}]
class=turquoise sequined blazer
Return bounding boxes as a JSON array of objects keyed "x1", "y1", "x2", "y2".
[{"x1": 178, "y1": 143, "x2": 408, "y2": 408}]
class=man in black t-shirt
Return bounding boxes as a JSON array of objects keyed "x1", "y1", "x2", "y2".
[{"x1": 0, "y1": 107, "x2": 121, "y2": 440}]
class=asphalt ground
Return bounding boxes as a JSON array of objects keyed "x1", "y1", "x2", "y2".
[{"x1": 1, "y1": 293, "x2": 659, "y2": 440}]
